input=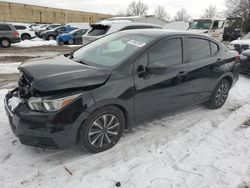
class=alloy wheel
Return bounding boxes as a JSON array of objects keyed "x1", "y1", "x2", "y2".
[
  {"x1": 1, "y1": 39, "x2": 10, "y2": 47},
  {"x1": 215, "y1": 82, "x2": 229, "y2": 106},
  {"x1": 88, "y1": 114, "x2": 120, "y2": 148}
]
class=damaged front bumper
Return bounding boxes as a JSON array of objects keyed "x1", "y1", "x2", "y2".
[{"x1": 4, "y1": 88, "x2": 92, "y2": 149}]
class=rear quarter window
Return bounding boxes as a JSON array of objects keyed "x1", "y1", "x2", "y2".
[
  {"x1": 0, "y1": 24, "x2": 12, "y2": 31},
  {"x1": 210, "y1": 41, "x2": 220, "y2": 56},
  {"x1": 14, "y1": 25, "x2": 26, "y2": 30},
  {"x1": 188, "y1": 38, "x2": 211, "y2": 61}
]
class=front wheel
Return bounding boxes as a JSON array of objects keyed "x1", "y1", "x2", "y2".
[
  {"x1": 78, "y1": 106, "x2": 125, "y2": 153},
  {"x1": 207, "y1": 79, "x2": 230, "y2": 109},
  {"x1": 68, "y1": 39, "x2": 74, "y2": 45}
]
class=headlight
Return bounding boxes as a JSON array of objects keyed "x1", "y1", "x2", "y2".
[
  {"x1": 28, "y1": 93, "x2": 81, "y2": 112},
  {"x1": 240, "y1": 54, "x2": 248, "y2": 61}
]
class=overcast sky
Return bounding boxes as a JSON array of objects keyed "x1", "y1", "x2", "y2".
[{"x1": 1, "y1": 0, "x2": 226, "y2": 18}]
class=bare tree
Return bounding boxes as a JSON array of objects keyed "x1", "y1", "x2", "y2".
[
  {"x1": 174, "y1": 8, "x2": 191, "y2": 22},
  {"x1": 202, "y1": 4, "x2": 218, "y2": 18},
  {"x1": 154, "y1": 6, "x2": 170, "y2": 21},
  {"x1": 117, "y1": 10, "x2": 128, "y2": 17},
  {"x1": 126, "y1": 0, "x2": 148, "y2": 16},
  {"x1": 225, "y1": 0, "x2": 250, "y2": 32}
]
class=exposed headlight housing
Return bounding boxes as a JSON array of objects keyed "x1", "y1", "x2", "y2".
[
  {"x1": 228, "y1": 43, "x2": 235, "y2": 50},
  {"x1": 28, "y1": 93, "x2": 81, "y2": 112}
]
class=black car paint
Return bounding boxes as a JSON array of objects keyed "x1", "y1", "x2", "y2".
[
  {"x1": 240, "y1": 50, "x2": 250, "y2": 73},
  {"x1": 4, "y1": 30, "x2": 240, "y2": 149}
]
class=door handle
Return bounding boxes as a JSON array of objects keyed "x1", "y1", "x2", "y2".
[
  {"x1": 216, "y1": 58, "x2": 221, "y2": 62},
  {"x1": 177, "y1": 71, "x2": 188, "y2": 77}
]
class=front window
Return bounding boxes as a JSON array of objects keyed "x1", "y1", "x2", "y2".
[
  {"x1": 71, "y1": 33, "x2": 154, "y2": 68},
  {"x1": 190, "y1": 20, "x2": 212, "y2": 30}
]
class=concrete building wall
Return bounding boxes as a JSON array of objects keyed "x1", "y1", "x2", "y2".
[{"x1": 0, "y1": 1, "x2": 111, "y2": 24}]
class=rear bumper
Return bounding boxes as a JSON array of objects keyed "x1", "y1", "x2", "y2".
[
  {"x1": 4, "y1": 89, "x2": 90, "y2": 149},
  {"x1": 11, "y1": 38, "x2": 21, "y2": 44}
]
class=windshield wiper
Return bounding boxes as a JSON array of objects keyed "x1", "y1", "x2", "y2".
[{"x1": 74, "y1": 59, "x2": 89, "y2": 65}]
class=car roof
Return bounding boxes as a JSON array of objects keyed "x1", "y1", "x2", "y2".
[
  {"x1": 119, "y1": 29, "x2": 212, "y2": 39},
  {"x1": 0, "y1": 22, "x2": 12, "y2": 26},
  {"x1": 96, "y1": 21, "x2": 162, "y2": 28}
]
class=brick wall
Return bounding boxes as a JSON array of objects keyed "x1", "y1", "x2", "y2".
[{"x1": 0, "y1": 1, "x2": 111, "y2": 24}]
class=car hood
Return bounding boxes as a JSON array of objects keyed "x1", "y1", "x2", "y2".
[
  {"x1": 19, "y1": 55, "x2": 112, "y2": 92},
  {"x1": 230, "y1": 39, "x2": 250, "y2": 45}
]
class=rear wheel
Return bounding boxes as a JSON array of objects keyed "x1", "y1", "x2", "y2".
[
  {"x1": 207, "y1": 79, "x2": 230, "y2": 109},
  {"x1": 21, "y1": 34, "x2": 31, "y2": 40},
  {"x1": 78, "y1": 106, "x2": 125, "y2": 153},
  {"x1": 47, "y1": 35, "x2": 56, "y2": 40},
  {"x1": 0, "y1": 38, "x2": 11, "y2": 48}
]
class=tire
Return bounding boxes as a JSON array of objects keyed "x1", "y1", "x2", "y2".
[
  {"x1": 0, "y1": 38, "x2": 11, "y2": 48},
  {"x1": 78, "y1": 106, "x2": 125, "y2": 153},
  {"x1": 68, "y1": 39, "x2": 74, "y2": 45},
  {"x1": 207, "y1": 79, "x2": 231, "y2": 109},
  {"x1": 21, "y1": 34, "x2": 31, "y2": 40},
  {"x1": 47, "y1": 35, "x2": 56, "y2": 40}
]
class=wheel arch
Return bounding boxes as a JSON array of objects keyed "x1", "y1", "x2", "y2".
[
  {"x1": 222, "y1": 76, "x2": 233, "y2": 88},
  {"x1": 215, "y1": 72, "x2": 235, "y2": 90},
  {"x1": 21, "y1": 33, "x2": 31, "y2": 38}
]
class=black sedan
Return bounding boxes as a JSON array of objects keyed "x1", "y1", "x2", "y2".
[
  {"x1": 240, "y1": 50, "x2": 250, "y2": 74},
  {"x1": 4, "y1": 30, "x2": 240, "y2": 153}
]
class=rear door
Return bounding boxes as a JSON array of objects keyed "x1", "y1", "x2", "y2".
[
  {"x1": 186, "y1": 37, "x2": 223, "y2": 102},
  {"x1": 134, "y1": 36, "x2": 192, "y2": 121},
  {"x1": 74, "y1": 29, "x2": 87, "y2": 44}
]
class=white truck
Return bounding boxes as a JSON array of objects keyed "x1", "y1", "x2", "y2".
[{"x1": 188, "y1": 19, "x2": 225, "y2": 41}]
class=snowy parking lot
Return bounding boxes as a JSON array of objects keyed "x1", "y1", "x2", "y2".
[{"x1": 0, "y1": 67, "x2": 250, "y2": 188}]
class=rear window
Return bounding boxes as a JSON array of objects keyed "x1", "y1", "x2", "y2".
[
  {"x1": 14, "y1": 25, "x2": 26, "y2": 30},
  {"x1": 88, "y1": 25, "x2": 110, "y2": 36},
  {"x1": 121, "y1": 25, "x2": 161, "y2": 31},
  {"x1": 0, "y1": 24, "x2": 12, "y2": 31},
  {"x1": 188, "y1": 38, "x2": 211, "y2": 61}
]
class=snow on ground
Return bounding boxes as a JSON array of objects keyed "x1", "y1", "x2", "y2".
[
  {"x1": 0, "y1": 62, "x2": 20, "y2": 74},
  {"x1": 0, "y1": 76, "x2": 250, "y2": 188},
  {"x1": 12, "y1": 38, "x2": 57, "y2": 48}
]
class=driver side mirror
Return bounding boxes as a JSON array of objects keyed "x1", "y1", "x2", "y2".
[{"x1": 146, "y1": 62, "x2": 167, "y2": 75}]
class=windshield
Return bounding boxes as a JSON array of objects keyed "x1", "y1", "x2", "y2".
[
  {"x1": 225, "y1": 18, "x2": 243, "y2": 28},
  {"x1": 72, "y1": 33, "x2": 154, "y2": 68},
  {"x1": 242, "y1": 33, "x2": 250, "y2": 40},
  {"x1": 190, "y1": 20, "x2": 212, "y2": 30},
  {"x1": 69, "y1": 29, "x2": 78, "y2": 34}
]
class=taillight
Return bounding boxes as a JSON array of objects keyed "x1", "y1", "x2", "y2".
[
  {"x1": 235, "y1": 53, "x2": 241, "y2": 63},
  {"x1": 12, "y1": 31, "x2": 19, "y2": 37}
]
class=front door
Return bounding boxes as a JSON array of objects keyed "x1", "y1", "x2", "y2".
[
  {"x1": 210, "y1": 20, "x2": 225, "y2": 41},
  {"x1": 134, "y1": 37, "x2": 192, "y2": 122}
]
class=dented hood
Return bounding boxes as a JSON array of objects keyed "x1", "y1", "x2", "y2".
[{"x1": 19, "y1": 55, "x2": 111, "y2": 92}]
